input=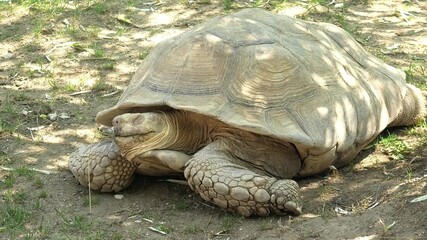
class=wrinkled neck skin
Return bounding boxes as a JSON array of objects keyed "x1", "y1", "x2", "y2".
[
  {"x1": 164, "y1": 110, "x2": 216, "y2": 153},
  {"x1": 117, "y1": 110, "x2": 216, "y2": 160}
]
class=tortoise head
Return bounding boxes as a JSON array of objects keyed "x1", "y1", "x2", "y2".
[
  {"x1": 112, "y1": 112, "x2": 174, "y2": 161},
  {"x1": 113, "y1": 112, "x2": 167, "y2": 137}
]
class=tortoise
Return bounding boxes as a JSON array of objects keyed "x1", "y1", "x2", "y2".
[{"x1": 69, "y1": 8, "x2": 426, "y2": 217}]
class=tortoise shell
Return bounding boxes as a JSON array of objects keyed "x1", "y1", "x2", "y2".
[{"x1": 96, "y1": 9, "x2": 407, "y2": 176}]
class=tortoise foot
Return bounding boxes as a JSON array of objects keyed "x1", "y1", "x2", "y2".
[
  {"x1": 184, "y1": 155, "x2": 302, "y2": 217},
  {"x1": 69, "y1": 139, "x2": 137, "y2": 192}
]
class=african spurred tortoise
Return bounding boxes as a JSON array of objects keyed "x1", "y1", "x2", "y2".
[{"x1": 69, "y1": 9, "x2": 425, "y2": 217}]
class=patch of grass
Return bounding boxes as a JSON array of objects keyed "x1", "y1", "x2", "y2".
[
  {"x1": 92, "y1": 43, "x2": 105, "y2": 58},
  {"x1": 317, "y1": 185, "x2": 340, "y2": 200},
  {"x1": 115, "y1": 25, "x2": 128, "y2": 35},
  {"x1": 174, "y1": 198, "x2": 191, "y2": 211},
  {"x1": 142, "y1": 212, "x2": 155, "y2": 220},
  {"x1": 221, "y1": 215, "x2": 237, "y2": 231},
  {"x1": 83, "y1": 196, "x2": 99, "y2": 207},
  {"x1": 199, "y1": 0, "x2": 212, "y2": 4},
  {"x1": 222, "y1": 0, "x2": 233, "y2": 10},
  {"x1": 0, "y1": 150, "x2": 11, "y2": 165},
  {"x1": 3, "y1": 189, "x2": 27, "y2": 205},
  {"x1": 33, "y1": 19, "x2": 45, "y2": 37},
  {"x1": 405, "y1": 60, "x2": 427, "y2": 88},
  {"x1": 156, "y1": 223, "x2": 171, "y2": 234},
  {"x1": 319, "y1": 203, "x2": 331, "y2": 219},
  {"x1": 1, "y1": 100, "x2": 19, "y2": 117},
  {"x1": 405, "y1": 166, "x2": 413, "y2": 180},
  {"x1": 138, "y1": 50, "x2": 149, "y2": 60},
  {"x1": 2, "y1": 174, "x2": 16, "y2": 188},
  {"x1": 250, "y1": 0, "x2": 264, "y2": 8},
  {"x1": 91, "y1": 2, "x2": 108, "y2": 15},
  {"x1": 334, "y1": 13, "x2": 349, "y2": 30},
  {"x1": 0, "y1": 119, "x2": 16, "y2": 134},
  {"x1": 0, "y1": 204, "x2": 31, "y2": 235},
  {"x1": 39, "y1": 190, "x2": 48, "y2": 199},
  {"x1": 379, "y1": 218, "x2": 396, "y2": 236},
  {"x1": 148, "y1": 28, "x2": 164, "y2": 36},
  {"x1": 15, "y1": 166, "x2": 36, "y2": 179},
  {"x1": 87, "y1": 26, "x2": 101, "y2": 38},
  {"x1": 54, "y1": 208, "x2": 89, "y2": 231},
  {"x1": 310, "y1": 0, "x2": 328, "y2": 5},
  {"x1": 47, "y1": 77, "x2": 106, "y2": 93},
  {"x1": 183, "y1": 224, "x2": 200, "y2": 234},
  {"x1": 377, "y1": 133, "x2": 412, "y2": 160},
  {"x1": 34, "y1": 177, "x2": 44, "y2": 189},
  {"x1": 22, "y1": 43, "x2": 41, "y2": 53},
  {"x1": 99, "y1": 60, "x2": 116, "y2": 70},
  {"x1": 259, "y1": 219, "x2": 275, "y2": 230}
]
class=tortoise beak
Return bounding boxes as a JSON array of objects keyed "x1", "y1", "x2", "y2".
[{"x1": 113, "y1": 126, "x2": 122, "y2": 136}]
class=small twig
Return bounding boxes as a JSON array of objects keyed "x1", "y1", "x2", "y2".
[
  {"x1": 0, "y1": 166, "x2": 57, "y2": 175},
  {"x1": 101, "y1": 91, "x2": 119, "y2": 98},
  {"x1": 88, "y1": 162, "x2": 92, "y2": 214},
  {"x1": 142, "y1": 218, "x2": 154, "y2": 223},
  {"x1": 69, "y1": 90, "x2": 92, "y2": 96},
  {"x1": 367, "y1": 201, "x2": 380, "y2": 210},
  {"x1": 410, "y1": 194, "x2": 427, "y2": 203},
  {"x1": 148, "y1": 226, "x2": 167, "y2": 235},
  {"x1": 157, "y1": 179, "x2": 188, "y2": 185},
  {"x1": 10, "y1": 72, "x2": 19, "y2": 79},
  {"x1": 214, "y1": 230, "x2": 228, "y2": 236},
  {"x1": 409, "y1": 156, "x2": 421, "y2": 164}
]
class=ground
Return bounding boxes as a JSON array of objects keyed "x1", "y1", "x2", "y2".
[{"x1": 0, "y1": 0, "x2": 426, "y2": 239}]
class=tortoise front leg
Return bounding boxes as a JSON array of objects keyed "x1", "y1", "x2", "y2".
[
  {"x1": 69, "y1": 139, "x2": 138, "y2": 192},
  {"x1": 184, "y1": 142, "x2": 302, "y2": 217}
]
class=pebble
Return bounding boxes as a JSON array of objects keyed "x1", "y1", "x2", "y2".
[{"x1": 114, "y1": 194, "x2": 124, "y2": 200}]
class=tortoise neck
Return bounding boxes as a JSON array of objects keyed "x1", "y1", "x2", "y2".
[{"x1": 165, "y1": 110, "x2": 215, "y2": 154}]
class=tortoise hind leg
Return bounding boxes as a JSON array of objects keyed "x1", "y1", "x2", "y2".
[
  {"x1": 184, "y1": 142, "x2": 302, "y2": 217},
  {"x1": 389, "y1": 83, "x2": 426, "y2": 127}
]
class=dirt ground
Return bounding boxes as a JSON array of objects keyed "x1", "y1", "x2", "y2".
[{"x1": 0, "y1": 0, "x2": 426, "y2": 239}]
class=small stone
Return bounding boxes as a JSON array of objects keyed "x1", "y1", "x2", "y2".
[
  {"x1": 1, "y1": 52, "x2": 13, "y2": 59},
  {"x1": 114, "y1": 194, "x2": 124, "y2": 200}
]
